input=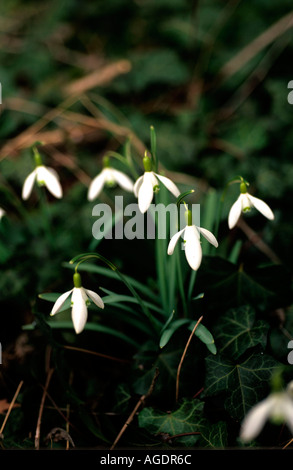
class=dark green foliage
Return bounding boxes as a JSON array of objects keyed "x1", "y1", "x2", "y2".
[{"x1": 0, "y1": 0, "x2": 293, "y2": 450}]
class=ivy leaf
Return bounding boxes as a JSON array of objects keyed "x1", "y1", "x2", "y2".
[
  {"x1": 198, "y1": 421, "x2": 228, "y2": 448},
  {"x1": 133, "y1": 341, "x2": 181, "y2": 397},
  {"x1": 204, "y1": 353, "x2": 281, "y2": 420},
  {"x1": 195, "y1": 257, "x2": 292, "y2": 312},
  {"x1": 138, "y1": 398, "x2": 205, "y2": 446},
  {"x1": 112, "y1": 384, "x2": 132, "y2": 413},
  {"x1": 213, "y1": 305, "x2": 269, "y2": 359},
  {"x1": 138, "y1": 399, "x2": 228, "y2": 448}
]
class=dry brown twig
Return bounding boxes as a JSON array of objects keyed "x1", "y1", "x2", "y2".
[
  {"x1": 63, "y1": 60, "x2": 131, "y2": 96},
  {"x1": 0, "y1": 380, "x2": 24, "y2": 440},
  {"x1": 176, "y1": 316, "x2": 203, "y2": 402},
  {"x1": 218, "y1": 10, "x2": 293, "y2": 81},
  {"x1": 35, "y1": 367, "x2": 54, "y2": 449},
  {"x1": 110, "y1": 368, "x2": 160, "y2": 450},
  {"x1": 63, "y1": 344, "x2": 131, "y2": 364}
]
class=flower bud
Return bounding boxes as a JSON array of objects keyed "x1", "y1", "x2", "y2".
[
  {"x1": 185, "y1": 209, "x2": 192, "y2": 226},
  {"x1": 143, "y1": 154, "x2": 152, "y2": 172},
  {"x1": 103, "y1": 156, "x2": 110, "y2": 168},
  {"x1": 33, "y1": 148, "x2": 43, "y2": 167},
  {"x1": 73, "y1": 272, "x2": 82, "y2": 288},
  {"x1": 240, "y1": 182, "x2": 248, "y2": 194}
]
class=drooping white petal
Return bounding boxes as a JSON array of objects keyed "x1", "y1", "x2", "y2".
[
  {"x1": 37, "y1": 166, "x2": 63, "y2": 199},
  {"x1": 240, "y1": 193, "x2": 252, "y2": 211},
  {"x1": 248, "y1": 194, "x2": 274, "y2": 220},
  {"x1": 197, "y1": 227, "x2": 218, "y2": 247},
  {"x1": 167, "y1": 227, "x2": 186, "y2": 255},
  {"x1": 84, "y1": 288, "x2": 104, "y2": 309},
  {"x1": 155, "y1": 173, "x2": 180, "y2": 198},
  {"x1": 88, "y1": 170, "x2": 106, "y2": 201},
  {"x1": 228, "y1": 195, "x2": 243, "y2": 229},
  {"x1": 184, "y1": 225, "x2": 202, "y2": 271},
  {"x1": 71, "y1": 287, "x2": 88, "y2": 334},
  {"x1": 282, "y1": 397, "x2": 293, "y2": 434},
  {"x1": 50, "y1": 289, "x2": 73, "y2": 316},
  {"x1": 240, "y1": 396, "x2": 276, "y2": 442},
  {"x1": 133, "y1": 175, "x2": 144, "y2": 197},
  {"x1": 111, "y1": 168, "x2": 134, "y2": 192},
  {"x1": 0, "y1": 208, "x2": 6, "y2": 219},
  {"x1": 138, "y1": 172, "x2": 156, "y2": 213},
  {"x1": 22, "y1": 169, "x2": 37, "y2": 200}
]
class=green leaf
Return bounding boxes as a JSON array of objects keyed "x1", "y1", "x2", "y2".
[
  {"x1": 38, "y1": 292, "x2": 72, "y2": 312},
  {"x1": 195, "y1": 257, "x2": 293, "y2": 312},
  {"x1": 100, "y1": 287, "x2": 164, "y2": 315},
  {"x1": 191, "y1": 323, "x2": 217, "y2": 355},
  {"x1": 138, "y1": 398, "x2": 205, "y2": 446},
  {"x1": 138, "y1": 399, "x2": 228, "y2": 448},
  {"x1": 24, "y1": 320, "x2": 140, "y2": 349},
  {"x1": 198, "y1": 421, "x2": 228, "y2": 448},
  {"x1": 63, "y1": 262, "x2": 160, "y2": 303},
  {"x1": 159, "y1": 319, "x2": 189, "y2": 348},
  {"x1": 159, "y1": 318, "x2": 216, "y2": 354},
  {"x1": 204, "y1": 353, "x2": 281, "y2": 420},
  {"x1": 133, "y1": 340, "x2": 190, "y2": 399},
  {"x1": 213, "y1": 305, "x2": 269, "y2": 359},
  {"x1": 112, "y1": 384, "x2": 132, "y2": 413}
]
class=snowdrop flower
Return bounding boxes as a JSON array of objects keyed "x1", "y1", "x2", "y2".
[
  {"x1": 0, "y1": 207, "x2": 5, "y2": 219},
  {"x1": 167, "y1": 210, "x2": 218, "y2": 271},
  {"x1": 134, "y1": 154, "x2": 180, "y2": 213},
  {"x1": 22, "y1": 149, "x2": 63, "y2": 200},
  {"x1": 240, "y1": 381, "x2": 293, "y2": 443},
  {"x1": 50, "y1": 272, "x2": 104, "y2": 334},
  {"x1": 88, "y1": 156, "x2": 134, "y2": 201},
  {"x1": 228, "y1": 181, "x2": 274, "y2": 229}
]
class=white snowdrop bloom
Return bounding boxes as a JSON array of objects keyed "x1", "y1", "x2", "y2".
[
  {"x1": 88, "y1": 166, "x2": 134, "y2": 201},
  {"x1": 0, "y1": 207, "x2": 5, "y2": 219},
  {"x1": 22, "y1": 165, "x2": 63, "y2": 200},
  {"x1": 240, "y1": 381, "x2": 293, "y2": 443},
  {"x1": 134, "y1": 156, "x2": 180, "y2": 213},
  {"x1": 50, "y1": 272, "x2": 104, "y2": 334},
  {"x1": 167, "y1": 211, "x2": 218, "y2": 271},
  {"x1": 228, "y1": 182, "x2": 274, "y2": 229}
]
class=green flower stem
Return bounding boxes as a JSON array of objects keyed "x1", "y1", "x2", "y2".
[
  {"x1": 33, "y1": 146, "x2": 43, "y2": 167},
  {"x1": 149, "y1": 193, "x2": 169, "y2": 315},
  {"x1": 167, "y1": 248, "x2": 177, "y2": 312},
  {"x1": 187, "y1": 269, "x2": 197, "y2": 302},
  {"x1": 175, "y1": 244, "x2": 188, "y2": 317}
]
